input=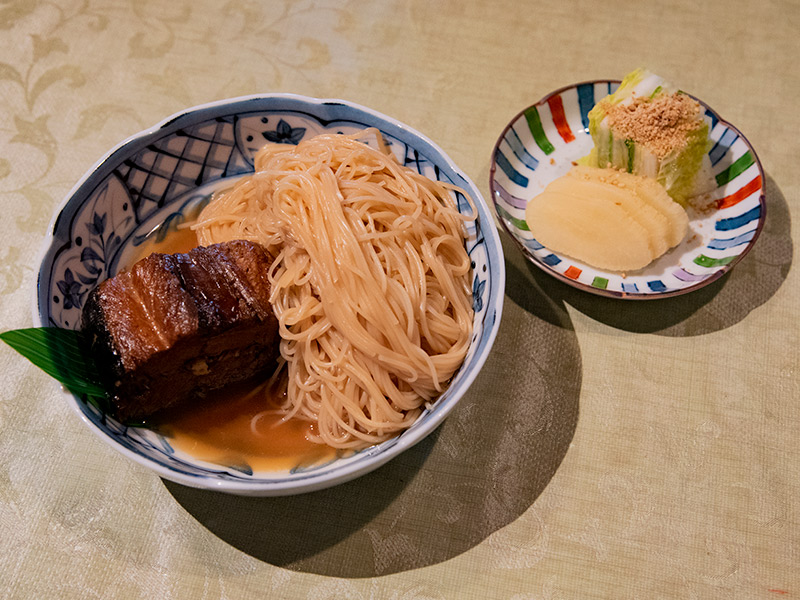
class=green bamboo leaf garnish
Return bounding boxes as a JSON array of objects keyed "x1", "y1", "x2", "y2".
[{"x1": 0, "y1": 327, "x2": 106, "y2": 398}]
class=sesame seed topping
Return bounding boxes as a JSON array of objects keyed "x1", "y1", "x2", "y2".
[{"x1": 602, "y1": 93, "x2": 703, "y2": 158}]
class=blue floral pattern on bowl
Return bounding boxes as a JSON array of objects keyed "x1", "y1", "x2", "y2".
[{"x1": 36, "y1": 95, "x2": 505, "y2": 496}]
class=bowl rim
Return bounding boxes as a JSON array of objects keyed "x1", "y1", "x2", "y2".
[
  {"x1": 33, "y1": 93, "x2": 506, "y2": 495},
  {"x1": 489, "y1": 79, "x2": 767, "y2": 300}
]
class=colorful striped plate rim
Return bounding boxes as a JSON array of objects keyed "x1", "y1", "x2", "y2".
[{"x1": 489, "y1": 80, "x2": 766, "y2": 300}]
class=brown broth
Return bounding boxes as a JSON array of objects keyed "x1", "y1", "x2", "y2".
[
  {"x1": 130, "y1": 225, "x2": 200, "y2": 263},
  {"x1": 151, "y1": 379, "x2": 336, "y2": 472}
]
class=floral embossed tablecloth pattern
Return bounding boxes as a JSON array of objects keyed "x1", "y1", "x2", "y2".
[{"x1": 1, "y1": 1, "x2": 798, "y2": 598}]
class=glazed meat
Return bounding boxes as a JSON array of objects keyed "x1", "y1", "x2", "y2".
[{"x1": 81, "y1": 240, "x2": 279, "y2": 421}]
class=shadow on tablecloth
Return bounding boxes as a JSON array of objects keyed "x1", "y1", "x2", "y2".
[
  {"x1": 163, "y1": 232, "x2": 582, "y2": 577},
  {"x1": 520, "y1": 173, "x2": 792, "y2": 336}
]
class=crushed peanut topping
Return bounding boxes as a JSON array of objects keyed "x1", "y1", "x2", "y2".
[{"x1": 601, "y1": 93, "x2": 703, "y2": 158}]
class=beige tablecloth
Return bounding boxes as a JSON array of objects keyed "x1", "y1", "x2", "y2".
[{"x1": 2, "y1": 1, "x2": 798, "y2": 598}]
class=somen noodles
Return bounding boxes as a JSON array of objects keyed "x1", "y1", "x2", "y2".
[{"x1": 192, "y1": 130, "x2": 474, "y2": 449}]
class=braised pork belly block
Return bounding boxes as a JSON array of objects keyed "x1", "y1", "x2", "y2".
[{"x1": 81, "y1": 240, "x2": 279, "y2": 421}]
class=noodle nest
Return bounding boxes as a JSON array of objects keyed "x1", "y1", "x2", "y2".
[{"x1": 193, "y1": 130, "x2": 475, "y2": 449}]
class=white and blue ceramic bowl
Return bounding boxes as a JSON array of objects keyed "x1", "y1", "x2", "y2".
[
  {"x1": 491, "y1": 80, "x2": 765, "y2": 299},
  {"x1": 36, "y1": 95, "x2": 505, "y2": 496}
]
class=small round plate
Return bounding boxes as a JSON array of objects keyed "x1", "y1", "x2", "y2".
[{"x1": 490, "y1": 80, "x2": 766, "y2": 299}]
